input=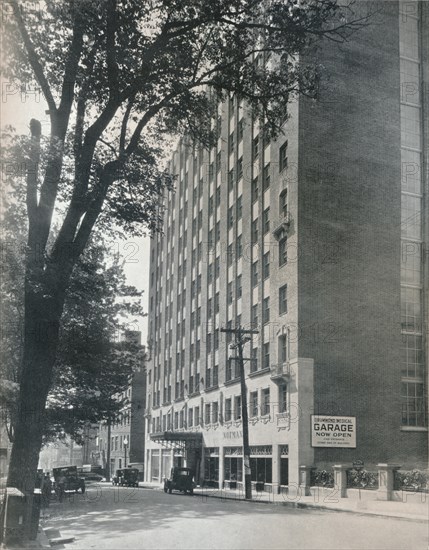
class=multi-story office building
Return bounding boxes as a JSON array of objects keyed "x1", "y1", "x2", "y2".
[{"x1": 145, "y1": 1, "x2": 428, "y2": 491}]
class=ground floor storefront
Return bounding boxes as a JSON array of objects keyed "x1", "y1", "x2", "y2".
[{"x1": 146, "y1": 440, "x2": 290, "y2": 493}]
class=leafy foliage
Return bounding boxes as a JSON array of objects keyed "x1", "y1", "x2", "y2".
[{"x1": 0, "y1": 146, "x2": 146, "y2": 443}]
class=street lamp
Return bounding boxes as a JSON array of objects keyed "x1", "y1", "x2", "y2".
[{"x1": 123, "y1": 437, "x2": 129, "y2": 468}]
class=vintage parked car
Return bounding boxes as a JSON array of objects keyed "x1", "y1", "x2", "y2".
[
  {"x1": 112, "y1": 468, "x2": 139, "y2": 487},
  {"x1": 163, "y1": 467, "x2": 194, "y2": 495},
  {"x1": 53, "y1": 466, "x2": 85, "y2": 500}
]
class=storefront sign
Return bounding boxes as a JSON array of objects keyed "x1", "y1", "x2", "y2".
[
  {"x1": 223, "y1": 430, "x2": 242, "y2": 439},
  {"x1": 311, "y1": 415, "x2": 356, "y2": 448}
]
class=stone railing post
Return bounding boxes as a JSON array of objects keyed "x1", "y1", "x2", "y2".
[
  {"x1": 333, "y1": 465, "x2": 349, "y2": 498},
  {"x1": 299, "y1": 465, "x2": 316, "y2": 496},
  {"x1": 377, "y1": 463, "x2": 401, "y2": 501}
]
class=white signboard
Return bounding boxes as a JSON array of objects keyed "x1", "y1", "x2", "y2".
[{"x1": 311, "y1": 415, "x2": 356, "y2": 448}]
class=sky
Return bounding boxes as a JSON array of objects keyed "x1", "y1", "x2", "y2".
[{"x1": 1, "y1": 79, "x2": 151, "y2": 342}]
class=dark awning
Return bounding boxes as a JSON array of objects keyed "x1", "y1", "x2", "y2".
[{"x1": 150, "y1": 431, "x2": 203, "y2": 449}]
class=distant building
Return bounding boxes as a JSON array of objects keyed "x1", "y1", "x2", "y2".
[
  {"x1": 145, "y1": 1, "x2": 428, "y2": 492},
  {"x1": 38, "y1": 430, "x2": 97, "y2": 472},
  {"x1": 96, "y1": 331, "x2": 147, "y2": 476}
]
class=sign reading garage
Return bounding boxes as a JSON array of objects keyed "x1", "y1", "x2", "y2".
[{"x1": 311, "y1": 415, "x2": 356, "y2": 448}]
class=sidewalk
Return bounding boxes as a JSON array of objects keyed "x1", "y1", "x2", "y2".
[{"x1": 141, "y1": 482, "x2": 429, "y2": 523}]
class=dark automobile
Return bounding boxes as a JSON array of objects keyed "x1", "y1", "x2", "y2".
[
  {"x1": 53, "y1": 466, "x2": 85, "y2": 500},
  {"x1": 163, "y1": 467, "x2": 194, "y2": 495},
  {"x1": 112, "y1": 468, "x2": 139, "y2": 487}
]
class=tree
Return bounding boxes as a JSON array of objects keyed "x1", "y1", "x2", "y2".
[
  {"x1": 1, "y1": 0, "x2": 370, "y2": 539},
  {"x1": 0, "y1": 156, "x2": 145, "y2": 445}
]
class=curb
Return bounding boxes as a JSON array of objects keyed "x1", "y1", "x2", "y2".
[{"x1": 141, "y1": 484, "x2": 428, "y2": 523}]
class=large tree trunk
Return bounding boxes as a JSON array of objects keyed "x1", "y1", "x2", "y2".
[{"x1": 3, "y1": 270, "x2": 66, "y2": 542}]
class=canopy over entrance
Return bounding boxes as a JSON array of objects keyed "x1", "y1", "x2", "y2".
[{"x1": 150, "y1": 431, "x2": 203, "y2": 450}]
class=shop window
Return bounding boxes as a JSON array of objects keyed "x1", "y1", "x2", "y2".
[
  {"x1": 204, "y1": 455, "x2": 219, "y2": 484},
  {"x1": 224, "y1": 456, "x2": 243, "y2": 482},
  {"x1": 280, "y1": 458, "x2": 289, "y2": 485},
  {"x1": 250, "y1": 457, "x2": 272, "y2": 484}
]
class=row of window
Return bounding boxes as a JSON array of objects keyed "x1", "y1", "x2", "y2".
[
  {"x1": 149, "y1": 384, "x2": 287, "y2": 433},
  {"x1": 98, "y1": 434, "x2": 130, "y2": 453}
]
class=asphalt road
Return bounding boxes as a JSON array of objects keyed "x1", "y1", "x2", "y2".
[{"x1": 41, "y1": 484, "x2": 428, "y2": 550}]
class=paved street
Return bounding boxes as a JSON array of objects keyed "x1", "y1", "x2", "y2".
[{"x1": 41, "y1": 484, "x2": 428, "y2": 550}]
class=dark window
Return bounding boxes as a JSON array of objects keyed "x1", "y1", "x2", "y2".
[
  {"x1": 252, "y1": 260, "x2": 258, "y2": 288},
  {"x1": 236, "y1": 235, "x2": 243, "y2": 258},
  {"x1": 263, "y1": 343, "x2": 270, "y2": 370},
  {"x1": 262, "y1": 297, "x2": 270, "y2": 324},
  {"x1": 225, "y1": 398, "x2": 232, "y2": 421},
  {"x1": 279, "y1": 384, "x2": 287, "y2": 413},
  {"x1": 279, "y1": 237, "x2": 287, "y2": 267},
  {"x1": 252, "y1": 136, "x2": 259, "y2": 159},
  {"x1": 251, "y1": 218, "x2": 258, "y2": 243},
  {"x1": 236, "y1": 195, "x2": 243, "y2": 220},
  {"x1": 251, "y1": 304, "x2": 258, "y2": 328},
  {"x1": 263, "y1": 163, "x2": 270, "y2": 190},
  {"x1": 228, "y1": 169, "x2": 234, "y2": 192},
  {"x1": 237, "y1": 157, "x2": 243, "y2": 180},
  {"x1": 279, "y1": 189, "x2": 288, "y2": 217},
  {"x1": 263, "y1": 207, "x2": 270, "y2": 234},
  {"x1": 250, "y1": 391, "x2": 258, "y2": 417},
  {"x1": 262, "y1": 388, "x2": 270, "y2": 415},
  {"x1": 238, "y1": 119, "x2": 244, "y2": 141},
  {"x1": 229, "y1": 131, "x2": 235, "y2": 155},
  {"x1": 252, "y1": 176, "x2": 259, "y2": 203},
  {"x1": 279, "y1": 284, "x2": 288, "y2": 315},
  {"x1": 263, "y1": 251, "x2": 270, "y2": 280},
  {"x1": 279, "y1": 141, "x2": 288, "y2": 172},
  {"x1": 236, "y1": 275, "x2": 242, "y2": 299}
]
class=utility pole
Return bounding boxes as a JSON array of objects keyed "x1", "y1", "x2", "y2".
[
  {"x1": 106, "y1": 414, "x2": 111, "y2": 481},
  {"x1": 220, "y1": 327, "x2": 258, "y2": 500}
]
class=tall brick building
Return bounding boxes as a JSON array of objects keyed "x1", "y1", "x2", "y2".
[{"x1": 144, "y1": 1, "x2": 428, "y2": 491}]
